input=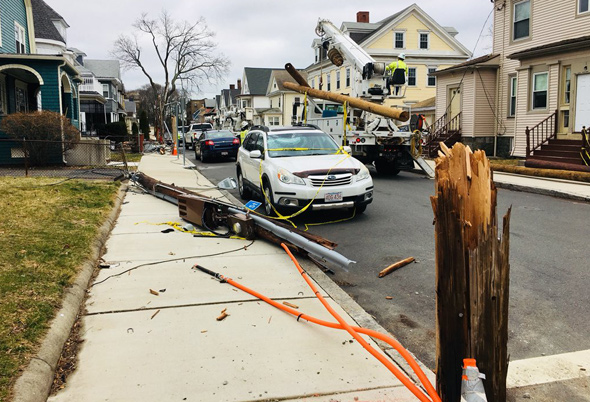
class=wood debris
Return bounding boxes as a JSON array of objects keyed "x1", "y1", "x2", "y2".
[
  {"x1": 282, "y1": 301, "x2": 299, "y2": 309},
  {"x1": 216, "y1": 309, "x2": 229, "y2": 321},
  {"x1": 378, "y1": 257, "x2": 415, "y2": 278},
  {"x1": 150, "y1": 310, "x2": 160, "y2": 320},
  {"x1": 149, "y1": 289, "x2": 159, "y2": 296}
]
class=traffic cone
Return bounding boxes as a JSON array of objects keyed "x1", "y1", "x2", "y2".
[
  {"x1": 172, "y1": 143, "x2": 178, "y2": 156},
  {"x1": 461, "y1": 358, "x2": 487, "y2": 402}
]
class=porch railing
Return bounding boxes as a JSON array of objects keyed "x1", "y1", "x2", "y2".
[
  {"x1": 525, "y1": 109, "x2": 558, "y2": 158},
  {"x1": 424, "y1": 112, "x2": 462, "y2": 157}
]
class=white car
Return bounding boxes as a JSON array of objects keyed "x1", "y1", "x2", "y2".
[
  {"x1": 184, "y1": 123, "x2": 213, "y2": 149},
  {"x1": 236, "y1": 125, "x2": 373, "y2": 215}
]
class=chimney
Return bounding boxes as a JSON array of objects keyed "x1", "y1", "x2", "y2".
[
  {"x1": 357, "y1": 11, "x2": 369, "y2": 23},
  {"x1": 237, "y1": 79, "x2": 242, "y2": 90},
  {"x1": 230, "y1": 84, "x2": 235, "y2": 90}
]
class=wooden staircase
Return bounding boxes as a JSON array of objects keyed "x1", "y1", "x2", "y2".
[
  {"x1": 423, "y1": 113, "x2": 462, "y2": 158},
  {"x1": 525, "y1": 110, "x2": 590, "y2": 172}
]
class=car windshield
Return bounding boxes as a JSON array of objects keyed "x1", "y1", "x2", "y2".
[
  {"x1": 206, "y1": 131, "x2": 233, "y2": 139},
  {"x1": 266, "y1": 131, "x2": 340, "y2": 158}
]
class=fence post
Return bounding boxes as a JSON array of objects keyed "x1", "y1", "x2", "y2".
[
  {"x1": 525, "y1": 126, "x2": 530, "y2": 157},
  {"x1": 23, "y1": 137, "x2": 29, "y2": 177}
]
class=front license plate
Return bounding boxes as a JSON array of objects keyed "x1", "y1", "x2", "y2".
[
  {"x1": 324, "y1": 192, "x2": 342, "y2": 202},
  {"x1": 221, "y1": 151, "x2": 228, "y2": 156}
]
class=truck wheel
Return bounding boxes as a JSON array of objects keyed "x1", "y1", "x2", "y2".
[{"x1": 375, "y1": 160, "x2": 400, "y2": 176}]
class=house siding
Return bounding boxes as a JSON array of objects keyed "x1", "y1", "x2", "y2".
[{"x1": 0, "y1": 0, "x2": 30, "y2": 53}]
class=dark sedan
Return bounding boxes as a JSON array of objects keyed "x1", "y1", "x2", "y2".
[{"x1": 194, "y1": 130, "x2": 240, "y2": 162}]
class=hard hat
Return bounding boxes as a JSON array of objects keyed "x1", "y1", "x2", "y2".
[
  {"x1": 241, "y1": 121, "x2": 248, "y2": 128},
  {"x1": 398, "y1": 53, "x2": 406, "y2": 60}
]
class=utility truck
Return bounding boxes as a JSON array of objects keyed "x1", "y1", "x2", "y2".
[{"x1": 284, "y1": 19, "x2": 433, "y2": 177}]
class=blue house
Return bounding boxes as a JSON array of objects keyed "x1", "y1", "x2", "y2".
[{"x1": 0, "y1": 0, "x2": 81, "y2": 165}]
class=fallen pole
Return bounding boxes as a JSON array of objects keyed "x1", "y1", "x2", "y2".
[{"x1": 378, "y1": 257, "x2": 415, "y2": 278}]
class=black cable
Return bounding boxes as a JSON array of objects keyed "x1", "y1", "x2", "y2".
[{"x1": 90, "y1": 240, "x2": 255, "y2": 287}]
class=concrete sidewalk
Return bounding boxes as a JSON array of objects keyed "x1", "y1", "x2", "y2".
[{"x1": 46, "y1": 154, "x2": 428, "y2": 402}]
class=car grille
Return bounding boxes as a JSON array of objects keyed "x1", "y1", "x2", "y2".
[{"x1": 309, "y1": 173, "x2": 352, "y2": 187}]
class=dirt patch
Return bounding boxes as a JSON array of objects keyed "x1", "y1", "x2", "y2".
[{"x1": 399, "y1": 314, "x2": 419, "y2": 329}]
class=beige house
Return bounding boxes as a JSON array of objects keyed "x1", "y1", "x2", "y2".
[
  {"x1": 305, "y1": 5, "x2": 471, "y2": 110},
  {"x1": 263, "y1": 70, "x2": 308, "y2": 126},
  {"x1": 433, "y1": 0, "x2": 590, "y2": 161}
]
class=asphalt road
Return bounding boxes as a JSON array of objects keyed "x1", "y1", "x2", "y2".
[{"x1": 183, "y1": 149, "x2": 590, "y2": 369}]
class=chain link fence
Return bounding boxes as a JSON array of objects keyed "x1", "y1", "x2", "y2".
[{"x1": 0, "y1": 138, "x2": 137, "y2": 180}]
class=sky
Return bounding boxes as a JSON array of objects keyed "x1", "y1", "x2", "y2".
[{"x1": 47, "y1": 0, "x2": 495, "y2": 99}]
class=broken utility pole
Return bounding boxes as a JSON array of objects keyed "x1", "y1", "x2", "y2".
[{"x1": 431, "y1": 143, "x2": 511, "y2": 402}]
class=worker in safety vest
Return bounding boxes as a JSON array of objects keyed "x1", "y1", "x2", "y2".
[
  {"x1": 239, "y1": 121, "x2": 249, "y2": 145},
  {"x1": 385, "y1": 53, "x2": 408, "y2": 96}
]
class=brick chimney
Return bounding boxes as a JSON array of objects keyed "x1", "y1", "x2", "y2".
[
  {"x1": 357, "y1": 11, "x2": 369, "y2": 23},
  {"x1": 237, "y1": 79, "x2": 242, "y2": 90},
  {"x1": 230, "y1": 84, "x2": 235, "y2": 90}
]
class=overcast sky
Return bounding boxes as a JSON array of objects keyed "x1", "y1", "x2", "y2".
[{"x1": 48, "y1": 0, "x2": 494, "y2": 99}]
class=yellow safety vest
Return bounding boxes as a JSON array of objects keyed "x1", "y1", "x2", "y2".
[
  {"x1": 240, "y1": 129, "x2": 248, "y2": 143},
  {"x1": 386, "y1": 60, "x2": 408, "y2": 75}
]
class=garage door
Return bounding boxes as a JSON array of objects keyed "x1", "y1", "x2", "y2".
[{"x1": 575, "y1": 74, "x2": 590, "y2": 131}]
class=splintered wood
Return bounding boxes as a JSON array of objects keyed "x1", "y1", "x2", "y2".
[{"x1": 431, "y1": 143, "x2": 510, "y2": 402}]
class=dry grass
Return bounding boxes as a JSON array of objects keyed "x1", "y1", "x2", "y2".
[{"x1": 0, "y1": 177, "x2": 120, "y2": 401}]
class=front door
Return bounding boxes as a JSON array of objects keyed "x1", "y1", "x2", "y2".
[
  {"x1": 575, "y1": 74, "x2": 590, "y2": 132},
  {"x1": 448, "y1": 86, "x2": 461, "y2": 120}
]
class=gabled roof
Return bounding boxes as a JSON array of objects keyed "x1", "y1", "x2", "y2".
[
  {"x1": 221, "y1": 88, "x2": 240, "y2": 107},
  {"x1": 31, "y1": 0, "x2": 68, "y2": 43},
  {"x1": 243, "y1": 68, "x2": 275, "y2": 95},
  {"x1": 84, "y1": 59, "x2": 122, "y2": 80},
  {"x1": 340, "y1": 6, "x2": 410, "y2": 46},
  {"x1": 267, "y1": 70, "x2": 307, "y2": 95},
  {"x1": 432, "y1": 54, "x2": 500, "y2": 75},
  {"x1": 125, "y1": 100, "x2": 136, "y2": 113}
]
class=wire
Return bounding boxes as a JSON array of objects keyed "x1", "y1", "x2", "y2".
[{"x1": 91, "y1": 240, "x2": 255, "y2": 288}]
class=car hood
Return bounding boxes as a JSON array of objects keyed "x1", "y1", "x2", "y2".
[{"x1": 270, "y1": 154, "x2": 365, "y2": 176}]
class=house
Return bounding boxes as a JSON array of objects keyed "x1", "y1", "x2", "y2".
[
  {"x1": 433, "y1": 0, "x2": 590, "y2": 166},
  {"x1": 305, "y1": 6, "x2": 471, "y2": 110},
  {"x1": 236, "y1": 67, "x2": 275, "y2": 126},
  {"x1": 264, "y1": 70, "x2": 308, "y2": 126},
  {"x1": 218, "y1": 81, "x2": 241, "y2": 130},
  {"x1": 0, "y1": 0, "x2": 81, "y2": 164},
  {"x1": 83, "y1": 59, "x2": 126, "y2": 125}
]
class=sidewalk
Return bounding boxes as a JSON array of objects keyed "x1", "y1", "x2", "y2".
[{"x1": 45, "y1": 154, "x2": 427, "y2": 402}]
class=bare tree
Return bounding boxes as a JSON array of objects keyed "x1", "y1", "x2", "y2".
[{"x1": 113, "y1": 11, "x2": 229, "y2": 139}]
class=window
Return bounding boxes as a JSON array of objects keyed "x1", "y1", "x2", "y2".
[
  {"x1": 580, "y1": 0, "x2": 589, "y2": 13},
  {"x1": 269, "y1": 116, "x2": 280, "y2": 126},
  {"x1": 336, "y1": 71, "x2": 340, "y2": 89},
  {"x1": 513, "y1": 0, "x2": 530, "y2": 40},
  {"x1": 408, "y1": 68, "x2": 416, "y2": 86},
  {"x1": 564, "y1": 67, "x2": 571, "y2": 104},
  {"x1": 427, "y1": 67, "x2": 437, "y2": 86},
  {"x1": 311, "y1": 78, "x2": 315, "y2": 89},
  {"x1": 509, "y1": 76, "x2": 517, "y2": 117},
  {"x1": 419, "y1": 33, "x2": 429, "y2": 49},
  {"x1": 346, "y1": 68, "x2": 350, "y2": 87},
  {"x1": 562, "y1": 110, "x2": 570, "y2": 128},
  {"x1": 15, "y1": 86, "x2": 27, "y2": 112},
  {"x1": 327, "y1": 74, "x2": 331, "y2": 91},
  {"x1": 532, "y1": 72, "x2": 548, "y2": 109},
  {"x1": 14, "y1": 22, "x2": 25, "y2": 53},
  {"x1": 0, "y1": 78, "x2": 6, "y2": 114},
  {"x1": 102, "y1": 84, "x2": 109, "y2": 98},
  {"x1": 395, "y1": 32, "x2": 405, "y2": 49}
]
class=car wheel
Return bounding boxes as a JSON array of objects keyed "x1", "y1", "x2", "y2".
[
  {"x1": 237, "y1": 168, "x2": 251, "y2": 200},
  {"x1": 201, "y1": 151, "x2": 209, "y2": 163},
  {"x1": 262, "y1": 180, "x2": 275, "y2": 216}
]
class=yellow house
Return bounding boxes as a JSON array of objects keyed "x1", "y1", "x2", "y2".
[
  {"x1": 264, "y1": 70, "x2": 308, "y2": 126},
  {"x1": 305, "y1": 5, "x2": 471, "y2": 110}
]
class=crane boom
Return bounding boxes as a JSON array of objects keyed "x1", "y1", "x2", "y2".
[{"x1": 316, "y1": 19, "x2": 375, "y2": 73}]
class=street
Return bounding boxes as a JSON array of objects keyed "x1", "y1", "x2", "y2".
[{"x1": 183, "y1": 150, "x2": 590, "y2": 370}]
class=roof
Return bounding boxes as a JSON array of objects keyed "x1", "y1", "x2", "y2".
[
  {"x1": 268, "y1": 70, "x2": 307, "y2": 94},
  {"x1": 31, "y1": 0, "x2": 67, "y2": 43},
  {"x1": 221, "y1": 88, "x2": 240, "y2": 106},
  {"x1": 244, "y1": 68, "x2": 275, "y2": 95},
  {"x1": 508, "y1": 35, "x2": 590, "y2": 60},
  {"x1": 432, "y1": 54, "x2": 500, "y2": 75},
  {"x1": 84, "y1": 59, "x2": 122, "y2": 80},
  {"x1": 125, "y1": 100, "x2": 136, "y2": 113},
  {"x1": 410, "y1": 96, "x2": 435, "y2": 110},
  {"x1": 341, "y1": 6, "x2": 410, "y2": 46},
  {"x1": 204, "y1": 98, "x2": 216, "y2": 108}
]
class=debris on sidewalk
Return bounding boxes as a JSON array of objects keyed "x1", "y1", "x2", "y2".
[
  {"x1": 216, "y1": 308, "x2": 229, "y2": 321},
  {"x1": 283, "y1": 301, "x2": 299, "y2": 309},
  {"x1": 150, "y1": 310, "x2": 160, "y2": 320},
  {"x1": 149, "y1": 289, "x2": 159, "y2": 296},
  {"x1": 378, "y1": 257, "x2": 415, "y2": 278}
]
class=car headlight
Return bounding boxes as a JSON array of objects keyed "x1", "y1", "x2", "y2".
[
  {"x1": 277, "y1": 168, "x2": 305, "y2": 185},
  {"x1": 357, "y1": 164, "x2": 370, "y2": 181}
]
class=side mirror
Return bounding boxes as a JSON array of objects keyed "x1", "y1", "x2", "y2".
[
  {"x1": 218, "y1": 177, "x2": 237, "y2": 190},
  {"x1": 250, "y1": 150, "x2": 262, "y2": 159},
  {"x1": 343, "y1": 146, "x2": 352, "y2": 154}
]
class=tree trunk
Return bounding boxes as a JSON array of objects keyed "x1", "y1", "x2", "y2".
[{"x1": 431, "y1": 143, "x2": 510, "y2": 402}]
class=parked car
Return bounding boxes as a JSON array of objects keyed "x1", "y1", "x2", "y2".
[
  {"x1": 184, "y1": 122, "x2": 213, "y2": 150},
  {"x1": 194, "y1": 130, "x2": 240, "y2": 162},
  {"x1": 236, "y1": 125, "x2": 373, "y2": 215}
]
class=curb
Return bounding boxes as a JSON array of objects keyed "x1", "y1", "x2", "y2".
[
  {"x1": 494, "y1": 181, "x2": 590, "y2": 203},
  {"x1": 11, "y1": 183, "x2": 129, "y2": 402}
]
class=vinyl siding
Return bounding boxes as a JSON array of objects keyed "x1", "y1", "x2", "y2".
[
  {"x1": 0, "y1": 0, "x2": 29, "y2": 53},
  {"x1": 473, "y1": 69, "x2": 497, "y2": 137},
  {"x1": 462, "y1": 73, "x2": 475, "y2": 136}
]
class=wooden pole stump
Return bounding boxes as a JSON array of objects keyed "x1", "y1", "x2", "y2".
[{"x1": 431, "y1": 143, "x2": 511, "y2": 402}]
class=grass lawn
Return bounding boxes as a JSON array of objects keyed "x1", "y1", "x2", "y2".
[
  {"x1": 0, "y1": 177, "x2": 120, "y2": 401},
  {"x1": 110, "y1": 152, "x2": 142, "y2": 163}
]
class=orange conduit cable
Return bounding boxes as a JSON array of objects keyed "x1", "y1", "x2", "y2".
[{"x1": 193, "y1": 260, "x2": 440, "y2": 402}]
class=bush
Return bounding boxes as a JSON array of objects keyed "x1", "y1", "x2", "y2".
[
  {"x1": 0, "y1": 111, "x2": 80, "y2": 166},
  {"x1": 132, "y1": 122, "x2": 139, "y2": 136},
  {"x1": 96, "y1": 121, "x2": 129, "y2": 143},
  {"x1": 139, "y1": 110, "x2": 149, "y2": 136}
]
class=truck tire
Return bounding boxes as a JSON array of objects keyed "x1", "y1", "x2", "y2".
[{"x1": 375, "y1": 159, "x2": 400, "y2": 176}]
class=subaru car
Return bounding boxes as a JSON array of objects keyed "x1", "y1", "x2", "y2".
[
  {"x1": 236, "y1": 125, "x2": 373, "y2": 215},
  {"x1": 194, "y1": 130, "x2": 240, "y2": 162}
]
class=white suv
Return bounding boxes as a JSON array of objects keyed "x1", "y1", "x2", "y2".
[
  {"x1": 184, "y1": 123, "x2": 213, "y2": 149},
  {"x1": 236, "y1": 125, "x2": 373, "y2": 215}
]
